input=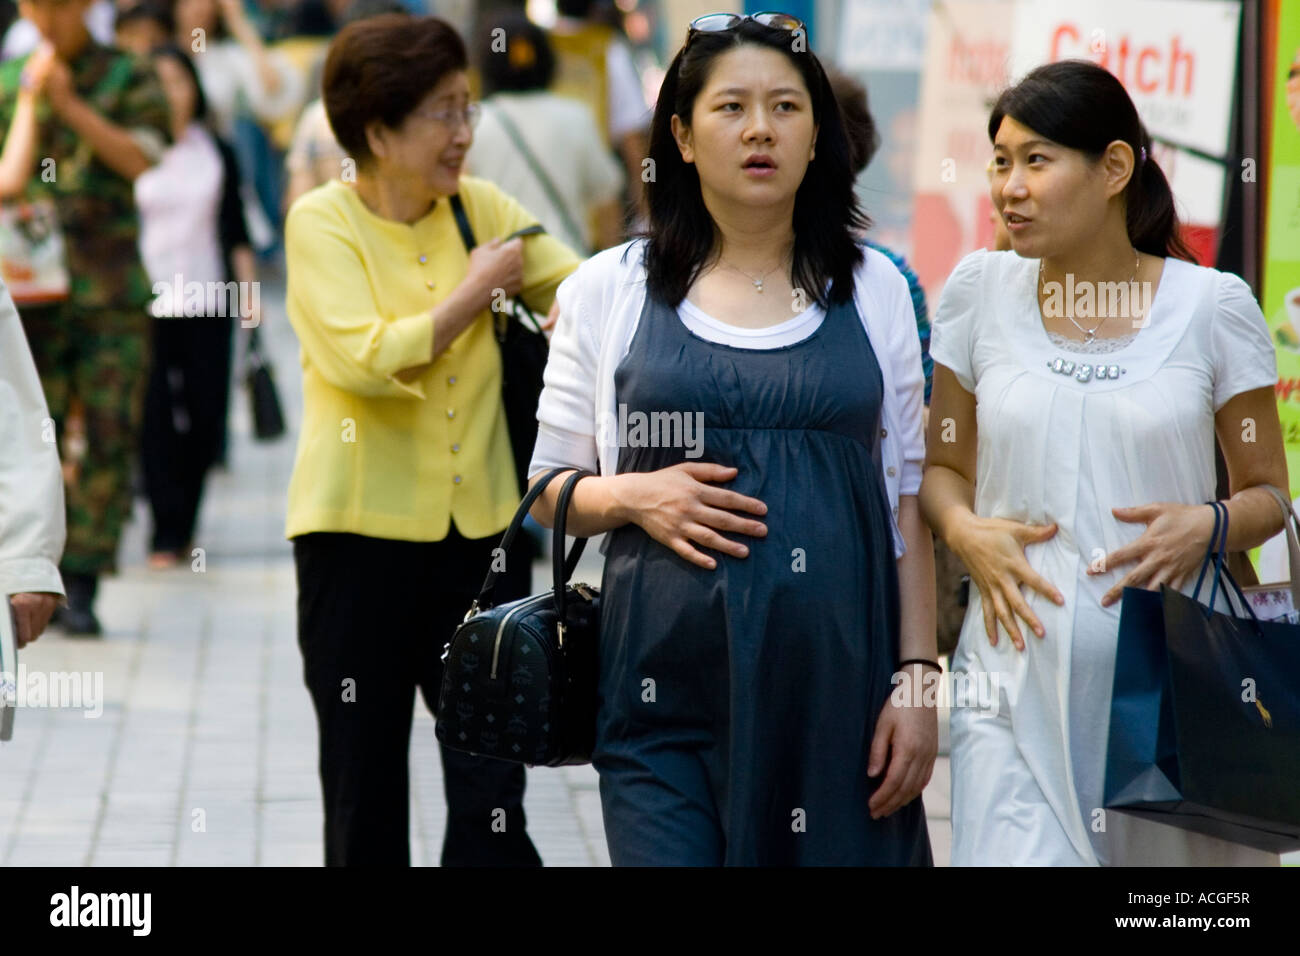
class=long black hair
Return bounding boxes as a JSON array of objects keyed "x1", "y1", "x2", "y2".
[
  {"x1": 641, "y1": 20, "x2": 867, "y2": 309},
  {"x1": 988, "y1": 59, "x2": 1194, "y2": 261},
  {"x1": 150, "y1": 43, "x2": 208, "y2": 124}
]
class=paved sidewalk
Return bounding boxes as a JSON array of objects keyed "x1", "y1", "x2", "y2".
[{"x1": 0, "y1": 283, "x2": 952, "y2": 866}]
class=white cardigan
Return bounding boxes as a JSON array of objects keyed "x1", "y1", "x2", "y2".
[
  {"x1": 528, "y1": 240, "x2": 927, "y2": 558},
  {"x1": 0, "y1": 289, "x2": 66, "y2": 598}
]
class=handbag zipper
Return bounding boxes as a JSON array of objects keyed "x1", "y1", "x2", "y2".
[{"x1": 491, "y1": 593, "x2": 553, "y2": 680}]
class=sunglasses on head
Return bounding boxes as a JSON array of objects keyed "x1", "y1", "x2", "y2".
[{"x1": 687, "y1": 11, "x2": 806, "y2": 40}]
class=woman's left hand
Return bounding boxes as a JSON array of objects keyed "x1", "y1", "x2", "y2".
[
  {"x1": 1095, "y1": 502, "x2": 1217, "y2": 607},
  {"x1": 867, "y1": 680, "x2": 938, "y2": 820}
]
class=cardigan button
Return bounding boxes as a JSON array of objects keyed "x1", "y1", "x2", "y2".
[
  {"x1": 448, "y1": 376, "x2": 457, "y2": 385},
  {"x1": 447, "y1": 409, "x2": 455, "y2": 419},
  {"x1": 886, "y1": 466, "x2": 896, "y2": 477},
  {"x1": 451, "y1": 443, "x2": 460, "y2": 453},
  {"x1": 453, "y1": 475, "x2": 462, "y2": 484},
  {"x1": 418, "y1": 254, "x2": 427, "y2": 264},
  {"x1": 426, "y1": 280, "x2": 436, "y2": 290}
]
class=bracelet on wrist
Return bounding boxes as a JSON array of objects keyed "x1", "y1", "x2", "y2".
[{"x1": 897, "y1": 658, "x2": 941, "y2": 672}]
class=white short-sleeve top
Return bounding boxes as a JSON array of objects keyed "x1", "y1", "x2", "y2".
[
  {"x1": 529, "y1": 239, "x2": 927, "y2": 558},
  {"x1": 930, "y1": 248, "x2": 1278, "y2": 864}
]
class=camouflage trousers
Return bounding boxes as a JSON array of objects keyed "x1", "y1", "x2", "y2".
[{"x1": 21, "y1": 303, "x2": 150, "y2": 576}]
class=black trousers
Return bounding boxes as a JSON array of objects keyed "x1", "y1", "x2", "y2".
[
  {"x1": 293, "y1": 524, "x2": 541, "y2": 866},
  {"x1": 141, "y1": 317, "x2": 233, "y2": 552}
]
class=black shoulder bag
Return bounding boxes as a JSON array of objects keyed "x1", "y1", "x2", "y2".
[
  {"x1": 448, "y1": 193, "x2": 549, "y2": 496},
  {"x1": 435, "y1": 466, "x2": 600, "y2": 766}
]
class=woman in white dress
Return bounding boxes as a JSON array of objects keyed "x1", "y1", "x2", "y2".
[{"x1": 921, "y1": 60, "x2": 1289, "y2": 866}]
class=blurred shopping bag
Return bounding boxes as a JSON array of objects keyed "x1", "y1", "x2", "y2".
[
  {"x1": 1243, "y1": 486, "x2": 1300, "y2": 623},
  {"x1": 1104, "y1": 499, "x2": 1300, "y2": 854}
]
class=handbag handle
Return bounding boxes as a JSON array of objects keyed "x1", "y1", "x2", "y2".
[
  {"x1": 1192, "y1": 501, "x2": 1259, "y2": 623},
  {"x1": 551, "y1": 469, "x2": 594, "y2": 622},
  {"x1": 470, "y1": 466, "x2": 581, "y2": 613},
  {"x1": 1258, "y1": 484, "x2": 1300, "y2": 610}
]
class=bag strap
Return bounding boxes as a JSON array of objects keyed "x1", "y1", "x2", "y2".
[
  {"x1": 485, "y1": 102, "x2": 590, "y2": 256},
  {"x1": 551, "y1": 469, "x2": 594, "y2": 621},
  {"x1": 470, "y1": 466, "x2": 569, "y2": 612},
  {"x1": 447, "y1": 192, "x2": 544, "y2": 334},
  {"x1": 1193, "y1": 501, "x2": 1260, "y2": 624},
  {"x1": 1258, "y1": 484, "x2": 1300, "y2": 609}
]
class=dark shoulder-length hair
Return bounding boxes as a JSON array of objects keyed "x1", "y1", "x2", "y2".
[
  {"x1": 988, "y1": 59, "x2": 1194, "y2": 261},
  {"x1": 641, "y1": 20, "x2": 867, "y2": 309}
]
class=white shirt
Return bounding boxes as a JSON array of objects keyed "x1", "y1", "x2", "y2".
[
  {"x1": 191, "y1": 41, "x2": 304, "y2": 138},
  {"x1": 135, "y1": 123, "x2": 226, "y2": 316},
  {"x1": 677, "y1": 297, "x2": 825, "y2": 348},
  {"x1": 528, "y1": 240, "x2": 926, "y2": 558},
  {"x1": 0, "y1": 292, "x2": 65, "y2": 598},
  {"x1": 932, "y1": 249, "x2": 1278, "y2": 865},
  {"x1": 467, "y1": 92, "x2": 623, "y2": 255}
]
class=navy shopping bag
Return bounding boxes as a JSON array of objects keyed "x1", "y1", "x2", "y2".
[{"x1": 1104, "y1": 499, "x2": 1300, "y2": 854}]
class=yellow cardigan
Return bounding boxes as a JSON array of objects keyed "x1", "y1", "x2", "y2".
[{"x1": 284, "y1": 177, "x2": 581, "y2": 542}]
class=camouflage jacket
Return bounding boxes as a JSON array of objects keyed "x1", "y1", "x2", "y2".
[{"x1": 0, "y1": 43, "x2": 171, "y2": 309}]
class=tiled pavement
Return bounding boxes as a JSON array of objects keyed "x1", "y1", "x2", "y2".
[{"x1": 0, "y1": 280, "x2": 952, "y2": 867}]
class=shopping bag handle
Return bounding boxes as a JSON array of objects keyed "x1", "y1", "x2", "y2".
[
  {"x1": 1192, "y1": 501, "x2": 1260, "y2": 624},
  {"x1": 1257, "y1": 484, "x2": 1300, "y2": 612}
]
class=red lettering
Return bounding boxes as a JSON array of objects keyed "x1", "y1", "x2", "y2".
[
  {"x1": 1136, "y1": 47, "x2": 1160, "y2": 93},
  {"x1": 1115, "y1": 35, "x2": 1131, "y2": 84},
  {"x1": 1050, "y1": 23, "x2": 1079, "y2": 63},
  {"x1": 1168, "y1": 36, "x2": 1194, "y2": 95}
]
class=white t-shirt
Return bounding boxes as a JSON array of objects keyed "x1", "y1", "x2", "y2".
[
  {"x1": 676, "y1": 297, "x2": 825, "y2": 349},
  {"x1": 932, "y1": 248, "x2": 1278, "y2": 866}
]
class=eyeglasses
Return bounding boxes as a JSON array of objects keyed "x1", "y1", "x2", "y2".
[
  {"x1": 687, "y1": 11, "x2": 806, "y2": 40},
  {"x1": 410, "y1": 103, "x2": 482, "y2": 130}
]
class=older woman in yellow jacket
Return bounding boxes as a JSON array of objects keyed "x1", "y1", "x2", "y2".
[{"x1": 284, "y1": 13, "x2": 581, "y2": 867}]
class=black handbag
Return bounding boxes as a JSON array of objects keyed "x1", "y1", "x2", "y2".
[
  {"x1": 244, "y1": 327, "x2": 286, "y2": 441},
  {"x1": 448, "y1": 193, "x2": 549, "y2": 496},
  {"x1": 435, "y1": 466, "x2": 600, "y2": 767}
]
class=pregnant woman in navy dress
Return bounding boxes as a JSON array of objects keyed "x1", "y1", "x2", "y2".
[{"x1": 528, "y1": 13, "x2": 936, "y2": 865}]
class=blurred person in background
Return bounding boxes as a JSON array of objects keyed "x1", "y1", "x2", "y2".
[
  {"x1": 285, "y1": 13, "x2": 582, "y2": 866},
  {"x1": 550, "y1": 0, "x2": 649, "y2": 232},
  {"x1": 135, "y1": 44, "x2": 254, "y2": 568},
  {"x1": 1, "y1": 0, "x2": 111, "y2": 60},
  {"x1": 281, "y1": 0, "x2": 404, "y2": 210},
  {"x1": 1, "y1": 289, "x2": 65, "y2": 648},
  {"x1": 170, "y1": 0, "x2": 304, "y2": 253},
  {"x1": 0, "y1": 0, "x2": 170, "y2": 635},
  {"x1": 114, "y1": 0, "x2": 171, "y2": 50},
  {"x1": 829, "y1": 67, "x2": 931, "y2": 406},
  {"x1": 467, "y1": 11, "x2": 622, "y2": 255}
]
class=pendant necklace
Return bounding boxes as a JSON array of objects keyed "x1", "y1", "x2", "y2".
[
  {"x1": 1041, "y1": 252, "x2": 1141, "y2": 384},
  {"x1": 719, "y1": 252, "x2": 789, "y2": 294}
]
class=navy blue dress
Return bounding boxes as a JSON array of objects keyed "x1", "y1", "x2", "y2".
[{"x1": 594, "y1": 282, "x2": 933, "y2": 866}]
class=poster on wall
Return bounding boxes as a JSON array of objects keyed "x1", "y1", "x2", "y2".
[
  {"x1": 1256, "y1": 0, "x2": 1300, "y2": 581},
  {"x1": 910, "y1": 0, "x2": 1014, "y2": 301},
  {"x1": 838, "y1": 0, "x2": 931, "y2": 260},
  {"x1": 911, "y1": 0, "x2": 1242, "y2": 301}
]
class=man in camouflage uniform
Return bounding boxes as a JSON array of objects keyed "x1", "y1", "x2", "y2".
[{"x1": 0, "y1": 0, "x2": 170, "y2": 634}]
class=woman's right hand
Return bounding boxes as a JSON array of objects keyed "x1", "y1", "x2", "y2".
[
  {"x1": 948, "y1": 514, "x2": 1064, "y2": 650},
  {"x1": 615, "y1": 462, "x2": 768, "y2": 570},
  {"x1": 20, "y1": 42, "x2": 56, "y2": 98},
  {"x1": 466, "y1": 236, "x2": 524, "y2": 305}
]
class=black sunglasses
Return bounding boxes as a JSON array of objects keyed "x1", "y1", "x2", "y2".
[{"x1": 687, "y1": 11, "x2": 806, "y2": 41}]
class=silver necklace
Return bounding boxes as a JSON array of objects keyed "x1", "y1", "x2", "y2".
[
  {"x1": 1039, "y1": 253, "x2": 1140, "y2": 344},
  {"x1": 719, "y1": 253, "x2": 788, "y2": 294},
  {"x1": 1041, "y1": 252, "x2": 1141, "y2": 384}
]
